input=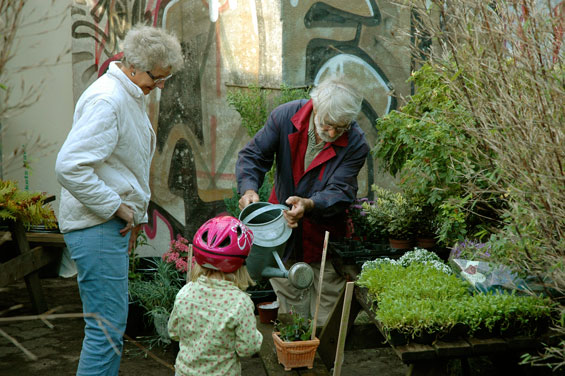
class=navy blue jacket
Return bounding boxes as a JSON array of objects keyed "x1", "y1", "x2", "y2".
[{"x1": 236, "y1": 99, "x2": 369, "y2": 262}]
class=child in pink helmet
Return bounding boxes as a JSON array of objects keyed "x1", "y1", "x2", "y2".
[{"x1": 168, "y1": 216, "x2": 262, "y2": 376}]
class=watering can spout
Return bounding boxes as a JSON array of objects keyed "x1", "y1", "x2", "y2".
[{"x1": 239, "y1": 202, "x2": 314, "y2": 290}]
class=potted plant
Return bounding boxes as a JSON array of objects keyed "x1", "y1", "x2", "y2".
[
  {"x1": 364, "y1": 185, "x2": 420, "y2": 249},
  {"x1": 0, "y1": 179, "x2": 57, "y2": 229},
  {"x1": 129, "y1": 237, "x2": 188, "y2": 345},
  {"x1": 347, "y1": 198, "x2": 386, "y2": 243},
  {"x1": 410, "y1": 198, "x2": 438, "y2": 249},
  {"x1": 356, "y1": 250, "x2": 556, "y2": 345},
  {"x1": 272, "y1": 310, "x2": 320, "y2": 371}
]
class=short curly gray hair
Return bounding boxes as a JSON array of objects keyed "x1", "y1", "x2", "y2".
[
  {"x1": 310, "y1": 76, "x2": 363, "y2": 126},
  {"x1": 122, "y1": 24, "x2": 184, "y2": 73}
]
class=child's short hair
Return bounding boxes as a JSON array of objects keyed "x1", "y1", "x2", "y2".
[{"x1": 191, "y1": 263, "x2": 256, "y2": 291}]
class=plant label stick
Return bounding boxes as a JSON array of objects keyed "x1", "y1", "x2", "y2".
[
  {"x1": 311, "y1": 231, "x2": 329, "y2": 340},
  {"x1": 333, "y1": 281, "x2": 354, "y2": 376},
  {"x1": 186, "y1": 244, "x2": 193, "y2": 284}
]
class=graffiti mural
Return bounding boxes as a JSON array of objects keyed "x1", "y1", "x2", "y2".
[
  {"x1": 282, "y1": 0, "x2": 412, "y2": 196},
  {"x1": 70, "y1": 0, "x2": 412, "y2": 255}
]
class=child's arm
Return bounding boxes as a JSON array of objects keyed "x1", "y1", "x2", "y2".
[{"x1": 234, "y1": 298, "x2": 263, "y2": 357}]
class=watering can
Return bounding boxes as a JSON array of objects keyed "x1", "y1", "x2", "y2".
[{"x1": 239, "y1": 202, "x2": 314, "y2": 290}]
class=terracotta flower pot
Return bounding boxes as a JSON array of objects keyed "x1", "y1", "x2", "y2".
[
  {"x1": 257, "y1": 301, "x2": 279, "y2": 324},
  {"x1": 416, "y1": 237, "x2": 437, "y2": 249},
  {"x1": 388, "y1": 238, "x2": 414, "y2": 250},
  {"x1": 272, "y1": 332, "x2": 320, "y2": 371}
]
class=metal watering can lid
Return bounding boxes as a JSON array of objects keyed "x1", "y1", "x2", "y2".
[{"x1": 239, "y1": 202, "x2": 292, "y2": 247}]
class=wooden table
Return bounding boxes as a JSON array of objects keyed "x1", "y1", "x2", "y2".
[
  {"x1": 0, "y1": 219, "x2": 65, "y2": 313},
  {"x1": 317, "y1": 252, "x2": 560, "y2": 376},
  {"x1": 255, "y1": 314, "x2": 330, "y2": 376}
]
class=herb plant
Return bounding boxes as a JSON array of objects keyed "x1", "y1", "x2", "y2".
[
  {"x1": 356, "y1": 253, "x2": 555, "y2": 340},
  {"x1": 273, "y1": 309, "x2": 313, "y2": 342},
  {"x1": 363, "y1": 185, "x2": 420, "y2": 240}
]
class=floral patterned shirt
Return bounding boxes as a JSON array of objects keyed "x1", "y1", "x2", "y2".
[{"x1": 168, "y1": 276, "x2": 263, "y2": 376}]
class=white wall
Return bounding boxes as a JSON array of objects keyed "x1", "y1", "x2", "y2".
[{"x1": 2, "y1": 1, "x2": 73, "y2": 217}]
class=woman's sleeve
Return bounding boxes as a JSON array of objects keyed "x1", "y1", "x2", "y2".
[
  {"x1": 55, "y1": 99, "x2": 122, "y2": 219},
  {"x1": 234, "y1": 297, "x2": 263, "y2": 357}
]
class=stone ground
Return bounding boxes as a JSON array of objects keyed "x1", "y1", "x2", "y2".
[
  {"x1": 0, "y1": 277, "x2": 407, "y2": 376},
  {"x1": 1, "y1": 277, "x2": 562, "y2": 376}
]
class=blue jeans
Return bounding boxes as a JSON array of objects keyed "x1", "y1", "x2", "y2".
[{"x1": 64, "y1": 218, "x2": 130, "y2": 376}]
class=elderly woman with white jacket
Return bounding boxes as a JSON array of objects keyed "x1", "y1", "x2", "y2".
[{"x1": 55, "y1": 25, "x2": 183, "y2": 376}]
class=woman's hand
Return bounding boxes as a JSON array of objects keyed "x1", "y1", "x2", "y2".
[
  {"x1": 115, "y1": 203, "x2": 135, "y2": 236},
  {"x1": 239, "y1": 190, "x2": 260, "y2": 210},
  {"x1": 283, "y1": 196, "x2": 314, "y2": 228},
  {"x1": 128, "y1": 224, "x2": 143, "y2": 254}
]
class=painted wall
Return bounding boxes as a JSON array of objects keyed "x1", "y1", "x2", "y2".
[
  {"x1": 2, "y1": 1, "x2": 74, "y2": 203},
  {"x1": 66, "y1": 0, "x2": 412, "y2": 257}
]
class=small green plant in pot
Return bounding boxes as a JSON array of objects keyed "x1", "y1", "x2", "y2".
[
  {"x1": 364, "y1": 185, "x2": 420, "y2": 248},
  {"x1": 273, "y1": 309, "x2": 313, "y2": 342},
  {"x1": 272, "y1": 309, "x2": 320, "y2": 371}
]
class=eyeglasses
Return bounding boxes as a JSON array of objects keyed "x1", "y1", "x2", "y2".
[
  {"x1": 320, "y1": 123, "x2": 351, "y2": 133},
  {"x1": 146, "y1": 71, "x2": 173, "y2": 85}
]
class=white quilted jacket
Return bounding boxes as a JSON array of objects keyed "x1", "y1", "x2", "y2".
[{"x1": 55, "y1": 62, "x2": 156, "y2": 233}]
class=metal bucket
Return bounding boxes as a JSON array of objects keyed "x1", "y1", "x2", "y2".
[{"x1": 239, "y1": 202, "x2": 313, "y2": 289}]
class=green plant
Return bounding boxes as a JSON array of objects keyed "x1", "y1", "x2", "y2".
[
  {"x1": 273, "y1": 309, "x2": 313, "y2": 342},
  {"x1": 346, "y1": 198, "x2": 384, "y2": 242},
  {"x1": 363, "y1": 185, "x2": 420, "y2": 240},
  {"x1": 356, "y1": 255, "x2": 556, "y2": 341},
  {"x1": 226, "y1": 83, "x2": 309, "y2": 139},
  {"x1": 372, "y1": 64, "x2": 500, "y2": 245},
  {"x1": 129, "y1": 258, "x2": 185, "y2": 343},
  {"x1": 0, "y1": 179, "x2": 57, "y2": 228}
]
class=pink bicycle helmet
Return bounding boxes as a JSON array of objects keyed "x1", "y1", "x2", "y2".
[{"x1": 193, "y1": 216, "x2": 254, "y2": 273}]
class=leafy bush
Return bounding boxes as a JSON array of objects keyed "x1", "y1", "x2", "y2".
[
  {"x1": 372, "y1": 64, "x2": 499, "y2": 245},
  {"x1": 363, "y1": 185, "x2": 420, "y2": 240}
]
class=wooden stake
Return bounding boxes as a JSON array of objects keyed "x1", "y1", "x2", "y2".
[
  {"x1": 332, "y1": 281, "x2": 354, "y2": 376},
  {"x1": 311, "y1": 231, "x2": 329, "y2": 340},
  {"x1": 186, "y1": 244, "x2": 193, "y2": 284}
]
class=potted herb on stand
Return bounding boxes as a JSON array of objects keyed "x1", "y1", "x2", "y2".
[
  {"x1": 364, "y1": 186, "x2": 420, "y2": 249},
  {"x1": 272, "y1": 310, "x2": 320, "y2": 371}
]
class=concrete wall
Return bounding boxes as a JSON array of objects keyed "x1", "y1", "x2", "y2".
[
  {"x1": 6, "y1": 0, "x2": 412, "y2": 257},
  {"x1": 2, "y1": 1, "x2": 74, "y2": 204}
]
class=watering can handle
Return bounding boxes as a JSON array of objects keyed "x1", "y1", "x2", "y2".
[{"x1": 241, "y1": 204, "x2": 289, "y2": 225}]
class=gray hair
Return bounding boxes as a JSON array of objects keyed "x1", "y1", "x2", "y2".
[
  {"x1": 122, "y1": 24, "x2": 184, "y2": 73},
  {"x1": 310, "y1": 76, "x2": 363, "y2": 125}
]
